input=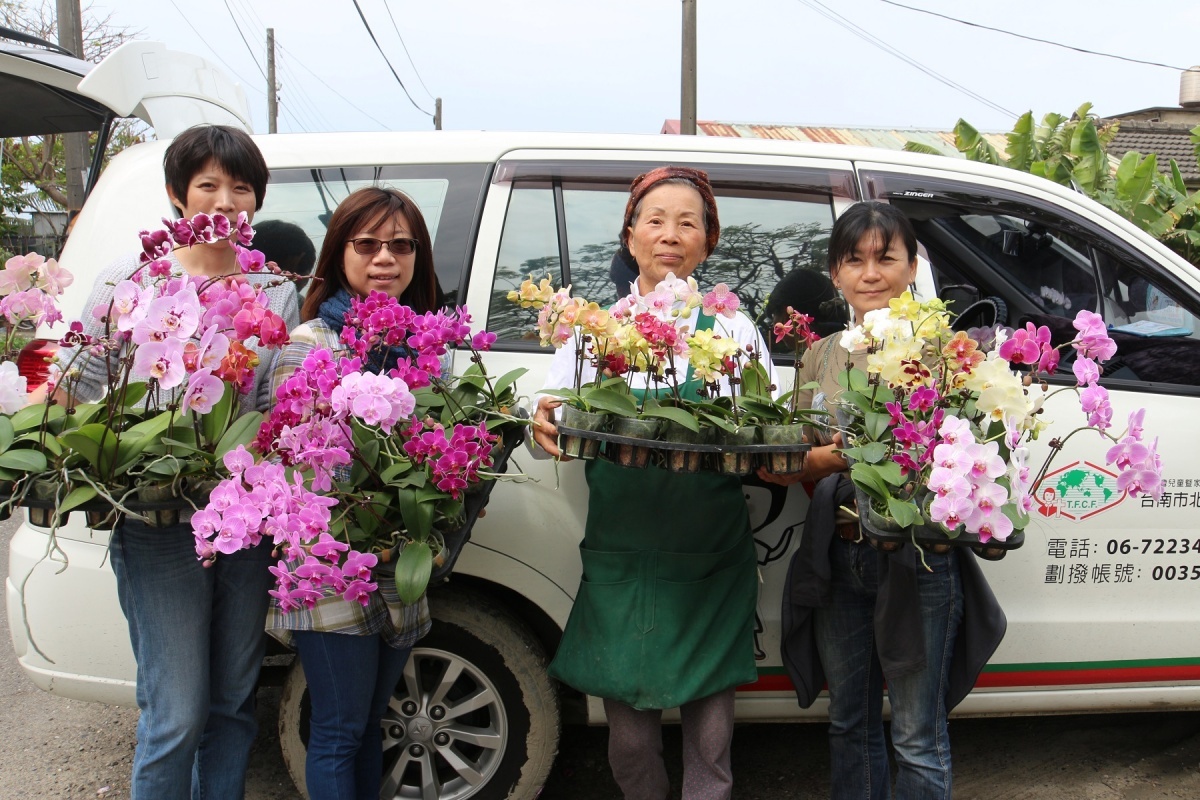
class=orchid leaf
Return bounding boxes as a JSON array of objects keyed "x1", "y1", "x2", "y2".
[
  {"x1": 887, "y1": 497, "x2": 921, "y2": 528},
  {"x1": 15, "y1": 431, "x2": 62, "y2": 456},
  {"x1": 214, "y1": 411, "x2": 264, "y2": 461},
  {"x1": 0, "y1": 416, "x2": 12, "y2": 452},
  {"x1": 842, "y1": 442, "x2": 888, "y2": 464},
  {"x1": 8, "y1": 403, "x2": 63, "y2": 432},
  {"x1": 741, "y1": 361, "x2": 773, "y2": 397},
  {"x1": 70, "y1": 403, "x2": 105, "y2": 428},
  {"x1": 393, "y1": 541, "x2": 432, "y2": 605},
  {"x1": 0, "y1": 449, "x2": 47, "y2": 473},
  {"x1": 397, "y1": 487, "x2": 434, "y2": 541},
  {"x1": 865, "y1": 411, "x2": 892, "y2": 441},
  {"x1": 58, "y1": 485, "x2": 99, "y2": 513},
  {"x1": 379, "y1": 461, "x2": 414, "y2": 483},
  {"x1": 581, "y1": 387, "x2": 638, "y2": 416},
  {"x1": 849, "y1": 462, "x2": 890, "y2": 504},
  {"x1": 640, "y1": 402, "x2": 699, "y2": 432},
  {"x1": 61, "y1": 423, "x2": 119, "y2": 474},
  {"x1": 119, "y1": 382, "x2": 150, "y2": 408},
  {"x1": 875, "y1": 459, "x2": 905, "y2": 486},
  {"x1": 491, "y1": 368, "x2": 527, "y2": 399},
  {"x1": 201, "y1": 383, "x2": 236, "y2": 446},
  {"x1": 350, "y1": 439, "x2": 381, "y2": 485}
]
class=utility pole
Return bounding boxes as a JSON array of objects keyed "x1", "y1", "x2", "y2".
[
  {"x1": 434, "y1": 97, "x2": 442, "y2": 130},
  {"x1": 267, "y1": 28, "x2": 278, "y2": 133},
  {"x1": 56, "y1": 0, "x2": 88, "y2": 214},
  {"x1": 681, "y1": 0, "x2": 697, "y2": 135}
]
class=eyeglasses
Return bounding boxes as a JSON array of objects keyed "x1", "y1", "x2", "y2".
[{"x1": 347, "y1": 237, "x2": 419, "y2": 256}]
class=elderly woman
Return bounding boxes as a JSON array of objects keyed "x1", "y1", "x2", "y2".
[
  {"x1": 765, "y1": 201, "x2": 1004, "y2": 800},
  {"x1": 532, "y1": 166, "x2": 773, "y2": 800}
]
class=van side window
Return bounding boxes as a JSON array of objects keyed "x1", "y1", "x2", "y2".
[
  {"x1": 256, "y1": 163, "x2": 489, "y2": 309},
  {"x1": 866, "y1": 170, "x2": 1200, "y2": 392},
  {"x1": 487, "y1": 167, "x2": 851, "y2": 355}
]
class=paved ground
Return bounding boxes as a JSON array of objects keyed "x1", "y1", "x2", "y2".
[{"x1": 7, "y1": 514, "x2": 1200, "y2": 798}]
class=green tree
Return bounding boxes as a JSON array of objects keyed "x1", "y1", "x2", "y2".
[
  {"x1": 1, "y1": 0, "x2": 146, "y2": 221},
  {"x1": 906, "y1": 102, "x2": 1200, "y2": 267}
]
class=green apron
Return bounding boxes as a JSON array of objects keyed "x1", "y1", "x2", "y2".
[{"x1": 548, "y1": 312, "x2": 759, "y2": 710}]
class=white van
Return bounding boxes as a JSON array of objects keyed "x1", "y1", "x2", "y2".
[{"x1": 8, "y1": 128, "x2": 1200, "y2": 800}]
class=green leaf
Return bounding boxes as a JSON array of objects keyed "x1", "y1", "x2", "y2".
[
  {"x1": 0, "y1": 415, "x2": 12, "y2": 453},
  {"x1": 0, "y1": 449, "x2": 47, "y2": 472},
  {"x1": 580, "y1": 387, "x2": 638, "y2": 416},
  {"x1": 393, "y1": 541, "x2": 433, "y2": 605},
  {"x1": 849, "y1": 462, "x2": 890, "y2": 504},
  {"x1": 954, "y1": 119, "x2": 1005, "y2": 165},
  {"x1": 60, "y1": 423, "x2": 119, "y2": 474},
  {"x1": 59, "y1": 485, "x2": 99, "y2": 513},
  {"x1": 491, "y1": 368, "x2": 527, "y2": 399},
  {"x1": 874, "y1": 459, "x2": 904, "y2": 486},
  {"x1": 214, "y1": 412, "x2": 264, "y2": 460},
  {"x1": 902, "y1": 141, "x2": 943, "y2": 156},
  {"x1": 69, "y1": 402, "x2": 106, "y2": 427},
  {"x1": 740, "y1": 361, "x2": 773, "y2": 397},
  {"x1": 201, "y1": 383, "x2": 236, "y2": 446},
  {"x1": 887, "y1": 497, "x2": 921, "y2": 528},
  {"x1": 378, "y1": 460, "x2": 414, "y2": 483},
  {"x1": 8, "y1": 403, "x2": 64, "y2": 432},
  {"x1": 118, "y1": 382, "x2": 150, "y2": 408},
  {"x1": 350, "y1": 439, "x2": 381, "y2": 485},
  {"x1": 397, "y1": 487, "x2": 434, "y2": 541},
  {"x1": 639, "y1": 403, "x2": 699, "y2": 431},
  {"x1": 858, "y1": 441, "x2": 889, "y2": 464},
  {"x1": 15, "y1": 431, "x2": 62, "y2": 456},
  {"x1": 864, "y1": 411, "x2": 892, "y2": 440}
]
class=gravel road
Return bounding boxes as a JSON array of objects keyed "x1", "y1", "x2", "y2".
[{"x1": 6, "y1": 514, "x2": 1200, "y2": 799}]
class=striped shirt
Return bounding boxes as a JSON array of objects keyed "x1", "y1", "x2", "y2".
[{"x1": 264, "y1": 318, "x2": 432, "y2": 649}]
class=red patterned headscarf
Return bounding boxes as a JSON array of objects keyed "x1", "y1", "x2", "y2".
[{"x1": 620, "y1": 166, "x2": 720, "y2": 257}]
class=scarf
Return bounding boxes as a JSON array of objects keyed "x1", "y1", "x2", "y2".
[{"x1": 317, "y1": 288, "x2": 410, "y2": 375}]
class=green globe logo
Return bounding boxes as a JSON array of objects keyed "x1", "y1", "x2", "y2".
[{"x1": 1034, "y1": 461, "x2": 1126, "y2": 521}]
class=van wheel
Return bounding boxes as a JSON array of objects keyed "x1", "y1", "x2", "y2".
[{"x1": 278, "y1": 588, "x2": 560, "y2": 800}]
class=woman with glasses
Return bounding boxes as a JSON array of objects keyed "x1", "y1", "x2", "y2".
[{"x1": 267, "y1": 186, "x2": 440, "y2": 800}]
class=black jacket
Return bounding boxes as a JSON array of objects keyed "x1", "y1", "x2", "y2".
[{"x1": 780, "y1": 473, "x2": 1008, "y2": 710}]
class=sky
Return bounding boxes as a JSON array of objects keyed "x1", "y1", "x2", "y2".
[{"x1": 91, "y1": 0, "x2": 1200, "y2": 137}]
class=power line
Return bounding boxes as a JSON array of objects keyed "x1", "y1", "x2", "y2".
[
  {"x1": 381, "y1": 0, "x2": 435, "y2": 102},
  {"x1": 166, "y1": 0, "x2": 264, "y2": 98},
  {"x1": 876, "y1": 0, "x2": 1190, "y2": 72},
  {"x1": 795, "y1": 0, "x2": 1017, "y2": 119},
  {"x1": 221, "y1": 0, "x2": 267, "y2": 80},
  {"x1": 276, "y1": 46, "x2": 336, "y2": 131},
  {"x1": 349, "y1": 0, "x2": 434, "y2": 118},
  {"x1": 276, "y1": 41, "x2": 391, "y2": 130}
]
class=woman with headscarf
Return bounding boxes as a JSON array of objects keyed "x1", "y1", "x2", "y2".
[{"x1": 532, "y1": 167, "x2": 774, "y2": 800}]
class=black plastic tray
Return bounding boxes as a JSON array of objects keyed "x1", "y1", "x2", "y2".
[
  {"x1": 556, "y1": 424, "x2": 811, "y2": 454},
  {"x1": 853, "y1": 486, "x2": 1025, "y2": 561}
]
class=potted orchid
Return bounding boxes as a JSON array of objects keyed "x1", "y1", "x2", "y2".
[
  {"x1": 834, "y1": 291, "x2": 1164, "y2": 558},
  {"x1": 0, "y1": 212, "x2": 301, "y2": 531},
  {"x1": 193, "y1": 291, "x2": 527, "y2": 607},
  {"x1": 510, "y1": 273, "x2": 814, "y2": 474},
  {"x1": 0, "y1": 252, "x2": 73, "y2": 519}
]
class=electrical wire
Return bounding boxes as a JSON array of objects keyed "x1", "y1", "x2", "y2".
[
  {"x1": 221, "y1": 0, "x2": 267, "y2": 80},
  {"x1": 381, "y1": 0, "x2": 435, "y2": 102},
  {"x1": 276, "y1": 45, "x2": 336, "y2": 131},
  {"x1": 794, "y1": 0, "x2": 1017, "y2": 118},
  {"x1": 166, "y1": 0, "x2": 265, "y2": 98},
  {"x1": 276, "y1": 41, "x2": 390, "y2": 130},
  {"x1": 875, "y1": 0, "x2": 1190, "y2": 72},
  {"x1": 349, "y1": 0, "x2": 434, "y2": 118}
]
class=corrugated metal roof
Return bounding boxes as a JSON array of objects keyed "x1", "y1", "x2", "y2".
[{"x1": 662, "y1": 120, "x2": 1008, "y2": 157}]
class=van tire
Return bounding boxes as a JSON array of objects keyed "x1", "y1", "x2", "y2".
[{"x1": 278, "y1": 587, "x2": 560, "y2": 800}]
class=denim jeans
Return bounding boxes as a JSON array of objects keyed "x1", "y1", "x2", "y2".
[
  {"x1": 292, "y1": 630, "x2": 414, "y2": 800},
  {"x1": 814, "y1": 539, "x2": 964, "y2": 800},
  {"x1": 110, "y1": 518, "x2": 274, "y2": 800}
]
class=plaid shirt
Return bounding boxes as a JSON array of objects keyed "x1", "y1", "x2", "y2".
[{"x1": 264, "y1": 319, "x2": 432, "y2": 649}]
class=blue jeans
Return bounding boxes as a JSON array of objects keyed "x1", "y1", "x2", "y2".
[
  {"x1": 110, "y1": 518, "x2": 274, "y2": 800},
  {"x1": 293, "y1": 630, "x2": 414, "y2": 800},
  {"x1": 814, "y1": 539, "x2": 964, "y2": 800}
]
